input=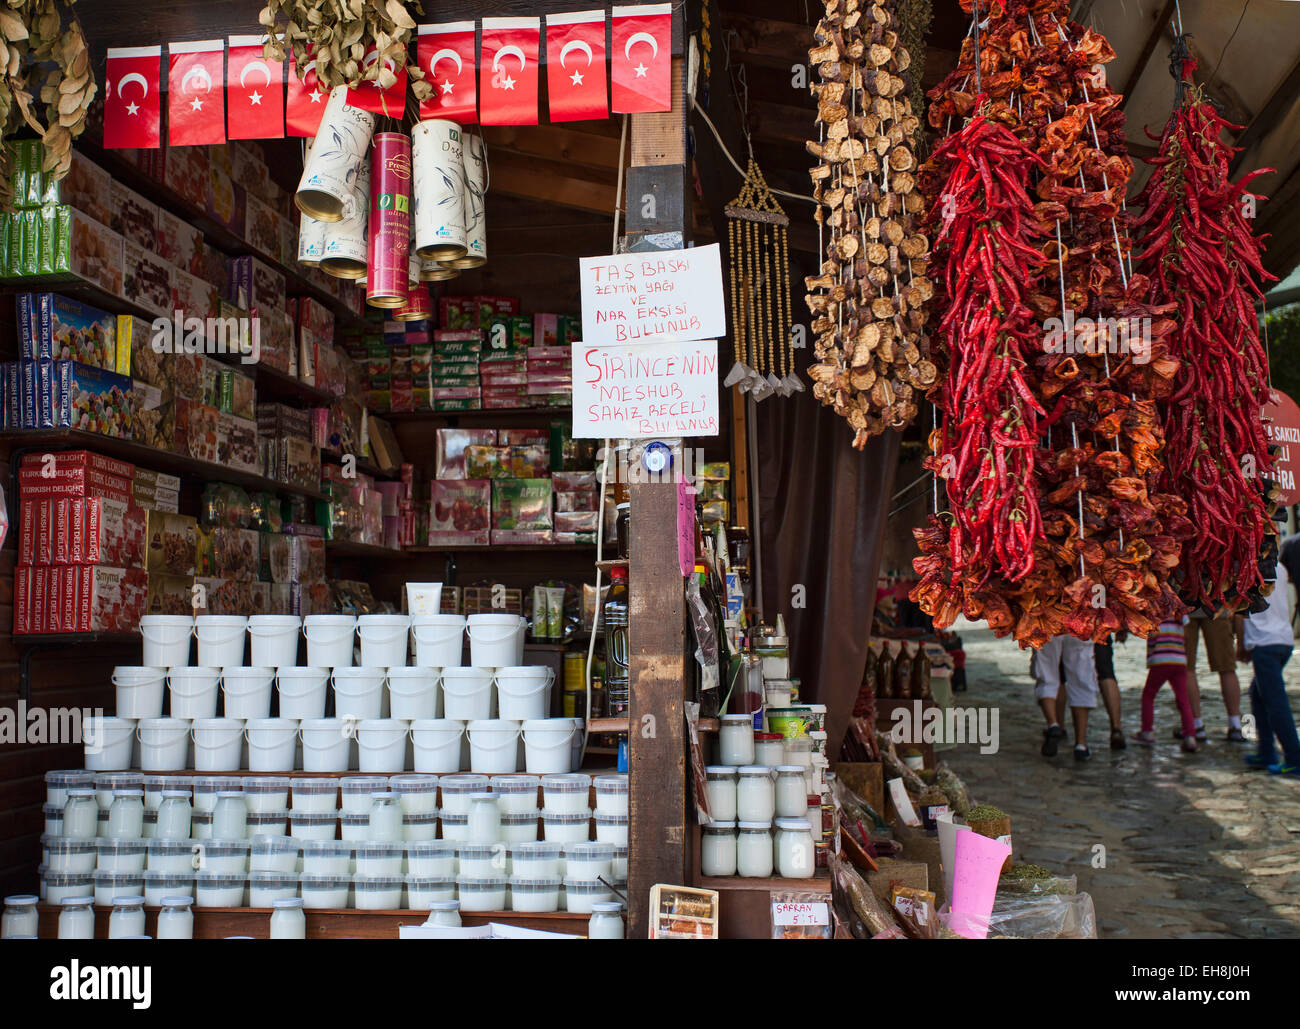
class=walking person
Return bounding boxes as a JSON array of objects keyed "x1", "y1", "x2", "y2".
[
  {"x1": 1034, "y1": 634, "x2": 1099, "y2": 761},
  {"x1": 1094, "y1": 633, "x2": 1126, "y2": 749},
  {"x1": 1183, "y1": 611, "x2": 1243, "y2": 742},
  {"x1": 1239, "y1": 562, "x2": 1300, "y2": 776},
  {"x1": 1135, "y1": 617, "x2": 1197, "y2": 752}
]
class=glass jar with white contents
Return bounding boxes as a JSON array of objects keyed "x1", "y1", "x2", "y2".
[
  {"x1": 2, "y1": 895, "x2": 39, "y2": 939},
  {"x1": 735, "y1": 766, "x2": 775, "y2": 822},
  {"x1": 426, "y1": 899, "x2": 461, "y2": 926},
  {"x1": 466, "y1": 793, "x2": 501, "y2": 843},
  {"x1": 773, "y1": 818, "x2": 815, "y2": 879},
  {"x1": 718, "y1": 714, "x2": 756, "y2": 766},
  {"x1": 108, "y1": 896, "x2": 147, "y2": 938},
  {"x1": 270, "y1": 897, "x2": 306, "y2": 939},
  {"x1": 588, "y1": 901, "x2": 625, "y2": 939},
  {"x1": 107, "y1": 789, "x2": 145, "y2": 839},
  {"x1": 57, "y1": 896, "x2": 96, "y2": 939},
  {"x1": 211, "y1": 792, "x2": 248, "y2": 840},
  {"x1": 753, "y1": 733, "x2": 785, "y2": 767},
  {"x1": 156, "y1": 895, "x2": 194, "y2": 939},
  {"x1": 62, "y1": 789, "x2": 99, "y2": 840},
  {"x1": 735, "y1": 822, "x2": 773, "y2": 878},
  {"x1": 155, "y1": 790, "x2": 193, "y2": 841},
  {"x1": 368, "y1": 792, "x2": 404, "y2": 843},
  {"x1": 704, "y1": 766, "x2": 737, "y2": 821},
  {"x1": 773, "y1": 766, "x2": 809, "y2": 818},
  {"x1": 701, "y1": 821, "x2": 737, "y2": 877}
]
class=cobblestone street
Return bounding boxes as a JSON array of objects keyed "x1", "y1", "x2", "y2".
[{"x1": 944, "y1": 620, "x2": 1300, "y2": 938}]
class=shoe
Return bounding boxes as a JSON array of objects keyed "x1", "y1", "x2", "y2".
[
  {"x1": 1074, "y1": 744, "x2": 1092, "y2": 762},
  {"x1": 1133, "y1": 730, "x2": 1155, "y2": 745},
  {"x1": 1181, "y1": 736, "x2": 1198, "y2": 753},
  {"x1": 1172, "y1": 726, "x2": 1209, "y2": 742},
  {"x1": 1042, "y1": 724, "x2": 1066, "y2": 757},
  {"x1": 1245, "y1": 753, "x2": 1272, "y2": 770},
  {"x1": 1267, "y1": 762, "x2": 1300, "y2": 777},
  {"x1": 1226, "y1": 727, "x2": 1246, "y2": 743},
  {"x1": 1109, "y1": 728, "x2": 1127, "y2": 750}
]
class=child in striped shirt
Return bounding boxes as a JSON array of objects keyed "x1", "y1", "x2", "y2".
[{"x1": 1137, "y1": 618, "x2": 1197, "y2": 751}]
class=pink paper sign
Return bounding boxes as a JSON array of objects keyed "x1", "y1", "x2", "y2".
[
  {"x1": 949, "y1": 830, "x2": 1012, "y2": 939},
  {"x1": 678, "y1": 479, "x2": 696, "y2": 577}
]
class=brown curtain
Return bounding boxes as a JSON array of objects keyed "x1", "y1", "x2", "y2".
[{"x1": 755, "y1": 374, "x2": 902, "y2": 757}]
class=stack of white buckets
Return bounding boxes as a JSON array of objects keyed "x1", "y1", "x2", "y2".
[{"x1": 87, "y1": 611, "x2": 583, "y2": 776}]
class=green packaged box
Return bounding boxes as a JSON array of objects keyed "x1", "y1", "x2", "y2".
[
  {"x1": 559, "y1": 313, "x2": 582, "y2": 345},
  {"x1": 38, "y1": 204, "x2": 56, "y2": 275},
  {"x1": 22, "y1": 140, "x2": 42, "y2": 208},
  {"x1": 491, "y1": 478, "x2": 553, "y2": 530},
  {"x1": 8, "y1": 142, "x2": 27, "y2": 209},
  {"x1": 435, "y1": 397, "x2": 481, "y2": 411},
  {"x1": 20, "y1": 208, "x2": 38, "y2": 276},
  {"x1": 509, "y1": 315, "x2": 534, "y2": 349},
  {"x1": 486, "y1": 316, "x2": 513, "y2": 353},
  {"x1": 53, "y1": 205, "x2": 70, "y2": 275},
  {"x1": 7, "y1": 211, "x2": 21, "y2": 274},
  {"x1": 0, "y1": 214, "x2": 9, "y2": 276}
]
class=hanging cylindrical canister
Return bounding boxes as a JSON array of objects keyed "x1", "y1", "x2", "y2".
[
  {"x1": 366, "y1": 131, "x2": 412, "y2": 309},
  {"x1": 320, "y1": 157, "x2": 370, "y2": 279},
  {"x1": 411, "y1": 119, "x2": 467, "y2": 261},
  {"x1": 295, "y1": 87, "x2": 376, "y2": 222},
  {"x1": 395, "y1": 283, "x2": 432, "y2": 322},
  {"x1": 297, "y1": 139, "x2": 327, "y2": 265},
  {"x1": 443, "y1": 131, "x2": 485, "y2": 269},
  {"x1": 420, "y1": 256, "x2": 459, "y2": 282}
]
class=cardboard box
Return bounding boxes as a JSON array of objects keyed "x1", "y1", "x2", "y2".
[
  {"x1": 157, "y1": 208, "x2": 202, "y2": 272},
  {"x1": 428, "y1": 479, "x2": 490, "y2": 544},
  {"x1": 64, "y1": 209, "x2": 125, "y2": 296},
  {"x1": 245, "y1": 192, "x2": 281, "y2": 258},
  {"x1": 50, "y1": 295, "x2": 117, "y2": 370},
  {"x1": 207, "y1": 166, "x2": 246, "y2": 236},
  {"x1": 123, "y1": 239, "x2": 173, "y2": 317},
  {"x1": 17, "y1": 293, "x2": 52, "y2": 359},
  {"x1": 62, "y1": 151, "x2": 113, "y2": 226},
  {"x1": 74, "y1": 564, "x2": 149, "y2": 631},
  {"x1": 145, "y1": 572, "x2": 196, "y2": 615},
  {"x1": 20, "y1": 449, "x2": 132, "y2": 480},
  {"x1": 228, "y1": 254, "x2": 285, "y2": 312},
  {"x1": 123, "y1": 314, "x2": 169, "y2": 389},
  {"x1": 171, "y1": 268, "x2": 219, "y2": 324},
  {"x1": 217, "y1": 411, "x2": 258, "y2": 472},
  {"x1": 164, "y1": 144, "x2": 210, "y2": 209},
  {"x1": 491, "y1": 479, "x2": 552, "y2": 531},
  {"x1": 173, "y1": 397, "x2": 220, "y2": 463},
  {"x1": 130, "y1": 379, "x2": 174, "y2": 450},
  {"x1": 145, "y1": 510, "x2": 198, "y2": 575},
  {"x1": 109, "y1": 181, "x2": 159, "y2": 250},
  {"x1": 55, "y1": 361, "x2": 133, "y2": 438},
  {"x1": 81, "y1": 497, "x2": 147, "y2": 567}
]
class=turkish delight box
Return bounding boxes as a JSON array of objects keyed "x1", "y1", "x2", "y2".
[
  {"x1": 173, "y1": 397, "x2": 220, "y2": 463},
  {"x1": 172, "y1": 267, "x2": 219, "y2": 324},
  {"x1": 157, "y1": 208, "x2": 203, "y2": 272},
  {"x1": 81, "y1": 497, "x2": 148, "y2": 567},
  {"x1": 164, "y1": 144, "x2": 210, "y2": 209},
  {"x1": 146, "y1": 510, "x2": 198, "y2": 575},
  {"x1": 255, "y1": 306, "x2": 295, "y2": 376},
  {"x1": 146, "y1": 573, "x2": 196, "y2": 616},
  {"x1": 428, "y1": 479, "x2": 490, "y2": 545},
  {"x1": 54, "y1": 361, "x2": 133, "y2": 438},
  {"x1": 491, "y1": 479, "x2": 553, "y2": 531},
  {"x1": 109, "y1": 181, "x2": 159, "y2": 250},
  {"x1": 245, "y1": 192, "x2": 281, "y2": 258},
  {"x1": 207, "y1": 166, "x2": 246, "y2": 236},
  {"x1": 17, "y1": 292, "x2": 52, "y2": 359},
  {"x1": 63, "y1": 208, "x2": 124, "y2": 296},
  {"x1": 50, "y1": 294, "x2": 117, "y2": 370},
  {"x1": 123, "y1": 313, "x2": 170, "y2": 389},
  {"x1": 124, "y1": 239, "x2": 173, "y2": 317},
  {"x1": 74, "y1": 564, "x2": 148, "y2": 631},
  {"x1": 217, "y1": 411, "x2": 258, "y2": 472},
  {"x1": 131, "y1": 379, "x2": 174, "y2": 450},
  {"x1": 228, "y1": 254, "x2": 285, "y2": 312},
  {"x1": 63, "y1": 151, "x2": 113, "y2": 226}
]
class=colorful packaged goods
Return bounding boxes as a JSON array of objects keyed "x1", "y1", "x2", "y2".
[
  {"x1": 64, "y1": 209, "x2": 125, "y2": 296},
  {"x1": 429, "y1": 479, "x2": 490, "y2": 545},
  {"x1": 146, "y1": 510, "x2": 199, "y2": 576},
  {"x1": 492, "y1": 478, "x2": 553, "y2": 534},
  {"x1": 157, "y1": 208, "x2": 203, "y2": 272},
  {"x1": 62, "y1": 151, "x2": 113, "y2": 226},
  {"x1": 54, "y1": 362, "x2": 133, "y2": 437},
  {"x1": 131, "y1": 379, "x2": 175, "y2": 450},
  {"x1": 173, "y1": 397, "x2": 220, "y2": 462},
  {"x1": 109, "y1": 181, "x2": 159, "y2": 250},
  {"x1": 124, "y1": 239, "x2": 174, "y2": 317}
]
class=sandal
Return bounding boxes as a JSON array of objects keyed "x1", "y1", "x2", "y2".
[{"x1": 1109, "y1": 728, "x2": 1127, "y2": 750}]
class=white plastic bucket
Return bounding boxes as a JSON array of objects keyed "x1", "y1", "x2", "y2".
[
  {"x1": 276, "y1": 667, "x2": 330, "y2": 719},
  {"x1": 140, "y1": 615, "x2": 193, "y2": 668},
  {"x1": 521, "y1": 719, "x2": 577, "y2": 775},
  {"x1": 494, "y1": 666, "x2": 555, "y2": 721},
  {"x1": 220, "y1": 667, "x2": 275, "y2": 719},
  {"x1": 304, "y1": 615, "x2": 357, "y2": 668},
  {"x1": 357, "y1": 719, "x2": 410, "y2": 773},
  {"x1": 192, "y1": 718, "x2": 245, "y2": 772},
  {"x1": 248, "y1": 615, "x2": 302, "y2": 668},
  {"x1": 112, "y1": 667, "x2": 167, "y2": 719},
  {"x1": 386, "y1": 667, "x2": 439, "y2": 720},
  {"x1": 167, "y1": 668, "x2": 221, "y2": 719},
  {"x1": 245, "y1": 718, "x2": 301, "y2": 772},
  {"x1": 467, "y1": 614, "x2": 526, "y2": 667},
  {"x1": 440, "y1": 667, "x2": 495, "y2": 721},
  {"x1": 84, "y1": 716, "x2": 137, "y2": 771},
  {"x1": 332, "y1": 667, "x2": 386, "y2": 719},
  {"x1": 358, "y1": 615, "x2": 411, "y2": 668},
  {"x1": 194, "y1": 615, "x2": 248, "y2": 668},
  {"x1": 466, "y1": 720, "x2": 521, "y2": 775},
  {"x1": 300, "y1": 719, "x2": 353, "y2": 773},
  {"x1": 411, "y1": 614, "x2": 466, "y2": 668},
  {"x1": 138, "y1": 718, "x2": 192, "y2": 771},
  {"x1": 410, "y1": 719, "x2": 465, "y2": 774}
]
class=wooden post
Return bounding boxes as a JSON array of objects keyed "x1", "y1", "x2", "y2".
[{"x1": 626, "y1": 49, "x2": 691, "y2": 938}]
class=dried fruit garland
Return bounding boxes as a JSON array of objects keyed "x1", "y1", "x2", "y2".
[
  {"x1": 912, "y1": 0, "x2": 1185, "y2": 647},
  {"x1": 805, "y1": 0, "x2": 935, "y2": 449},
  {"x1": 1132, "y1": 54, "x2": 1279, "y2": 611}
]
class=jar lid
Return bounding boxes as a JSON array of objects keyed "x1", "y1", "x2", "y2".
[
  {"x1": 736, "y1": 765, "x2": 773, "y2": 776},
  {"x1": 251, "y1": 835, "x2": 299, "y2": 852},
  {"x1": 563, "y1": 879, "x2": 613, "y2": 892},
  {"x1": 272, "y1": 897, "x2": 304, "y2": 908},
  {"x1": 736, "y1": 821, "x2": 772, "y2": 831},
  {"x1": 59, "y1": 896, "x2": 95, "y2": 906},
  {"x1": 540, "y1": 773, "x2": 591, "y2": 792},
  {"x1": 159, "y1": 896, "x2": 194, "y2": 907},
  {"x1": 438, "y1": 774, "x2": 490, "y2": 793},
  {"x1": 509, "y1": 842, "x2": 561, "y2": 858},
  {"x1": 369, "y1": 791, "x2": 397, "y2": 801},
  {"x1": 591, "y1": 901, "x2": 625, "y2": 912},
  {"x1": 774, "y1": 765, "x2": 805, "y2": 774},
  {"x1": 355, "y1": 843, "x2": 403, "y2": 856},
  {"x1": 427, "y1": 900, "x2": 460, "y2": 910},
  {"x1": 592, "y1": 774, "x2": 628, "y2": 793},
  {"x1": 46, "y1": 770, "x2": 93, "y2": 785},
  {"x1": 490, "y1": 774, "x2": 540, "y2": 793},
  {"x1": 112, "y1": 788, "x2": 145, "y2": 798},
  {"x1": 389, "y1": 774, "x2": 438, "y2": 792},
  {"x1": 593, "y1": 813, "x2": 628, "y2": 825},
  {"x1": 160, "y1": 789, "x2": 193, "y2": 798},
  {"x1": 342, "y1": 776, "x2": 390, "y2": 792},
  {"x1": 94, "y1": 772, "x2": 143, "y2": 785},
  {"x1": 455, "y1": 843, "x2": 503, "y2": 858},
  {"x1": 719, "y1": 714, "x2": 753, "y2": 725},
  {"x1": 509, "y1": 877, "x2": 561, "y2": 889},
  {"x1": 215, "y1": 790, "x2": 246, "y2": 799},
  {"x1": 300, "y1": 839, "x2": 352, "y2": 854},
  {"x1": 542, "y1": 811, "x2": 591, "y2": 822},
  {"x1": 111, "y1": 896, "x2": 145, "y2": 907},
  {"x1": 242, "y1": 777, "x2": 291, "y2": 791},
  {"x1": 703, "y1": 820, "x2": 737, "y2": 831},
  {"x1": 289, "y1": 778, "x2": 341, "y2": 792},
  {"x1": 562, "y1": 841, "x2": 615, "y2": 858},
  {"x1": 455, "y1": 875, "x2": 507, "y2": 887},
  {"x1": 754, "y1": 733, "x2": 784, "y2": 741},
  {"x1": 468, "y1": 792, "x2": 497, "y2": 802},
  {"x1": 3, "y1": 895, "x2": 38, "y2": 906},
  {"x1": 704, "y1": 765, "x2": 737, "y2": 777},
  {"x1": 66, "y1": 788, "x2": 96, "y2": 797},
  {"x1": 774, "y1": 818, "x2": 813, "y2": 831},
  {"x1": 758, "y1": 636, "x2": 789, "y2": 647}
]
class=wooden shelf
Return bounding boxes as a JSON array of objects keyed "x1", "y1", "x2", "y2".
[
  {"x1": 34, "y1": 904, "x2": 589, "y2": 939},
  {"x1": 387, "y1": 407, "x2": 571, "y2": 423},
  {"x1": 320, "y1": 449, "x2": 397, "y2": 480},
  {"x1": 407, "y1": 543, "x2": 598, "y2": 554},
  {"x1": 588, "y1": 717, "x2": 630, "y2": 733},
  {"x1": 0, "y1": 428, "x2": 328, "y2": 501},
  {"x1": 695, "y1": 871, "x2": 833, "y2": 893}
]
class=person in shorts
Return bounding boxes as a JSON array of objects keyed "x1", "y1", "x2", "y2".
[
  {"x1": 1184, "y1": 612, "x2": 1243, "y2": 741},
  {"x1": 1034, "y1": 634, "x2": 1099, "y2": 761},
  {"x1": 1093, "y1": 634, "x2": 1126, "y2": 749}
]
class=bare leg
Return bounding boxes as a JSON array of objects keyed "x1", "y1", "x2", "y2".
[
  {"x1": 1071, "y1": 706, "x2": 1089, "y2": 749},
  {"x1": 1219, "y1": 671, "x2": 1241, "y2": 719},
  {"x1": 1185, "y1": 666, "x2": 1203, "y2": 721},
  {"x1": 1099, "y1": 677, "x2": 1121, "y2": 730},
  {"x1": 1039, "y1": 696, "x2": 1059, "y2": 726}
]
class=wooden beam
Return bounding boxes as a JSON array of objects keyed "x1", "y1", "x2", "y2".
[
  {"x1": 1120, "y1": 0, "x2": 1176, "y2": 110},
  {"x1": 481, "y1": 124, "x2": 627, "y2": 170},
  {"x1": 1228, "y1": 57, "x2": 1300, "y2": 178},
  {"x1": 750, "y1": 101, "x2": 812, "y2": 145},
  {"x1": 487, "y1": 153, "x2": 618, "y2": 216}
]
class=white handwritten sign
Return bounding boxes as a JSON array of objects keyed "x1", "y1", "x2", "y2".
[
  {"x1": 572, "y1": 340, "x2": 720, "y2": 439},
  {"x1": 578, "y1": 244, "x2": 726, "y2": 346},
  {"x1": 772, "y1": 901, "x2": 830, "y2": 927}
]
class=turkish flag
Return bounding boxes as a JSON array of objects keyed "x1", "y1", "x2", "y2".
[
  {"x1": 417, "y1": 21, "x2": 477, "y2": 123},
  {"x1": 611, "y1": 4, "x2": 672, "y2": 113},
  {"x1": 168, "y1": 40, "x2": 226, "y2": 146},
  {"x1": 104, "y1": 46, "x2": 162, "y2": 149},
  {"x1": 286, "y1": 53, "x2": 327, "y2": 137},
  {"x1": 480, "y1": 17, "x2": 540, "y2": 125},
  {"x1": 227, "y1": 35, "x2": 283, "y2": 140},
  {"x1": 546, "y1": 11, "x2": 608, "y2": 122},
  {"x1": 349, "y1": 45, "x2": 408, "y2": 117}
]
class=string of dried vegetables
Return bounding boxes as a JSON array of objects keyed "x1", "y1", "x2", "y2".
[
  {"x1": 1132, "y1": 47, "x2": 1280, "y2": 611},
  {"x1": 805, "y1": 0, "x2": 934, "y2": 448},
  {"x1": 912, "y1": 0, "x2": 1186, "y2": 647}
]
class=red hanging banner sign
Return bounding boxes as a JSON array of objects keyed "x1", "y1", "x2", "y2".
[
  {"x1": 168, "y1": 39, "x2": 226, "y2": 146},
  {"x1": 546, "y1": 10, "x2": 608, "y2": 122},
  {"x1": 104, "y1": 46, "x2": 162, "y2": 149},
  {"x1": 227, "y1": 35, "x2": 284, "y2": 140},
  {"x1": 349, "y1": 45, "x2": 408, "y2": 117},
  {"x1": 479, "y1": 16, "x2": 540, "y2": 125},
  {"x1": 611, "y1": 3, "x2": 672, "y2": 113},
  {"x1": 417, "y1": 21, "x2": 478, "y2": 123},
  {"x1": 285, "y1": 54, "x2": 327, "y2": 137}
]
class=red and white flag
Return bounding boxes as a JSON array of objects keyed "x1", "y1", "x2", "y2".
[
  {"x1": 611, "y1": 4, "x2": 672, "y2": 113},
  {"x1": 417, "y1": 21, "x2": 477, "y2": 123},
  {"x1": 168, "y1": 39, "x2": 226, "y2": 146},
  {"x1": 480, "y1": 17, "x2": 540, "y2": 125},
  {"x1": 104, "y1": 46, "x2": 162, "y2": 149},
  {"x1": 546, "y1": 11, "x2": 608, "y2": 122},
  {"x1": 227, "y1": 35, "x2": 283, "y2": 140},
  {"x1": 349, "y1": 45, "x2": 408, "y2": 117},
  {"x1": 286, "y1": 53, "x2": 327, "y2": 137}
]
